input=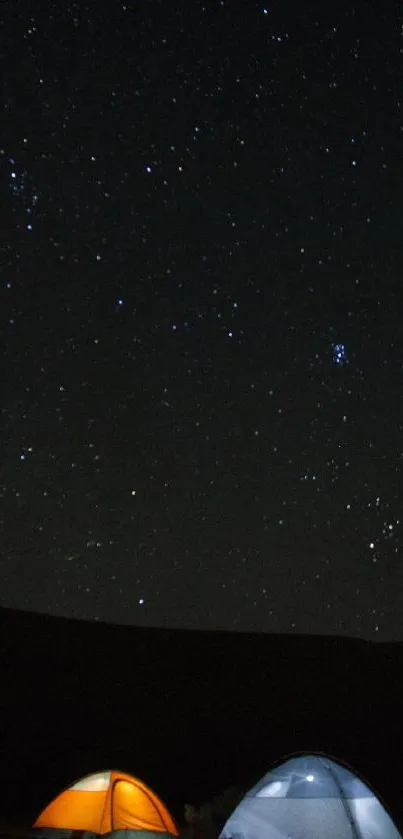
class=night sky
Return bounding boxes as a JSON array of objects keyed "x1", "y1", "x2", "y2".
[{"x1": 1, "y1": 0, "x2": 403, "y2": 641}]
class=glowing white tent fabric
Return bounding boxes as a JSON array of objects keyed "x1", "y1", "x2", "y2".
[{"x1": 219, "y1": 754, "x2": 402, "y2": 839}]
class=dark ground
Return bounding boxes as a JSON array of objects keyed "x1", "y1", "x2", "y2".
[{"x1": 1, "y1": 607, "x2": 402, "y2": 833}]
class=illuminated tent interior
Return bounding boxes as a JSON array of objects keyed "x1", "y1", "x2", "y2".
[
  {"x1": 32, "y1": 770, "x2": 179, "y2": 839},
  {"x1": 219, "y1": 753, "x2": 402, "y2": 839}
]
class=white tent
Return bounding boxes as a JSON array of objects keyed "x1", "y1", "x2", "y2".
[{"x1": 219, "y1": 753, "x2": 402, "y2": 839}]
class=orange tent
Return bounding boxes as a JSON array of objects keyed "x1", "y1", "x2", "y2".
[{"x1": 33, "y1": 770, "x2": 179, "y2": 838}]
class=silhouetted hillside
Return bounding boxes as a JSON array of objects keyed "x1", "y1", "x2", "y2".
[{"x1": 1, "y1": 607, "x2": 402, "y2": 831}]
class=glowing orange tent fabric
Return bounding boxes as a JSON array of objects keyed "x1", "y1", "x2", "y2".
[{"x1": 33, "y1": 770, "x2": 179, "y2": 836}]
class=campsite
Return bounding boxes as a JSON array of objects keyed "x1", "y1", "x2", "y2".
[
  {"x1": 3, "y1": 1, "x2": 403, "y2": 836},
  {"x1": 1, "y1": 607, "x2": 403, "y2": 839}
]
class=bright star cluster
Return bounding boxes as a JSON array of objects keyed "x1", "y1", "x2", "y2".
[{"x1": 1, "y1": 0, "x2": 403, "y2": 641}]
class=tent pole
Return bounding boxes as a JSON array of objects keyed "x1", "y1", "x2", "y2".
[{"x1": 323, "y1": 761, "x2": 361, "y2": 839}]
